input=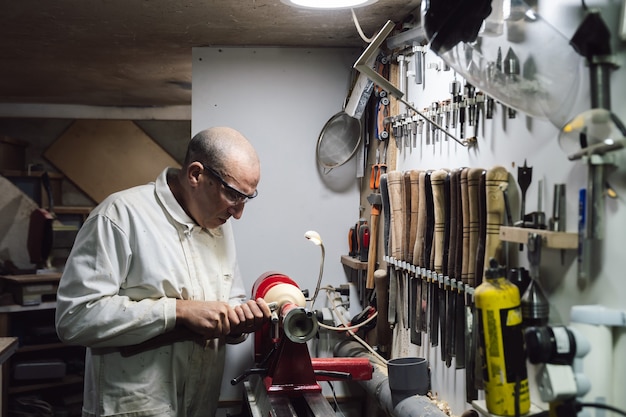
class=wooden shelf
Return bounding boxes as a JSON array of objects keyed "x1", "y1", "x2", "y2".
[
  {"x1": 499, "y1": 226, "x2": 578, "y2": 250},
  {"x1": 340, "y1": 255, "x2": 368, "y2": 270},
  {"x1": 17, "y1": 342, "x2": 67, "y2": 353},
  {"x1": 0, "y1": 338, "x2": 18, "y2": 365},
  {"x1": 54, "y1": 206, "x2": 93, "y2": 215},
  {"x1": 0, "y1": 169, "x2": 63, "y2": 179},
  {"x1": 0, "y1": 301, "x2": 57, "y2": 313},
  {"x1": 0, "y1": 302, "x2": 85, "y2": 412},
  {"x1": 8, "y1": 374, "x2": 83, "y2": 394}
]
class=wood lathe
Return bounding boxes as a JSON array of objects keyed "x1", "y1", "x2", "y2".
[{"x1": 234, "y1": 272, "x2": 373, "y2": 417}]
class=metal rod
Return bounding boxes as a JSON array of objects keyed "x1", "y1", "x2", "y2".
[{"x1": 398, "y1": 96, "x2": 467, "y2": 147}]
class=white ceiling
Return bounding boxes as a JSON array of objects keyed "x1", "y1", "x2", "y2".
[{"x1": 1, "y1": 0, "x2": 421, "y2": 107}]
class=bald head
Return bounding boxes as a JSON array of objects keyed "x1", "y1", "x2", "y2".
[
  {"x1": 169, "y1": 127, "x2": 260, "y2": 228},
  {"x1": 184, "y1": 127, "x2": 259, "y2": 173}
]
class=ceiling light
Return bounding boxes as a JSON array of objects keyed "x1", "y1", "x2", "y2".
[{"x1": 281, "y1": 0, "x2": 378, "y2": 10}]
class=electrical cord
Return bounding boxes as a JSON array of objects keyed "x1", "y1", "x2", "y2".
[
  {"x1": 307, "y1": 242, "x2": 325, "y2": 309},
  {"x1": 323, "y1": 287, "x2": 388, "y2": 364},
  {"x1": 351, "y1": 8, "x2": 374, "y2": 43},
  {"x1": 317, "y1": 311, "x2": 378, "y2": 332},
  {"x1": 578, "y1": 402, "x2": 626, "y2": 417},
  {"x1": 326, "y1": 381, "x2": 347, "y2": 417}
]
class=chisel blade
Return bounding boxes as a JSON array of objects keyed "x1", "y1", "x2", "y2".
[
  {"x1": 445, "y1": 278, "x2": 456, "y2": 368},
  {"x1": 465, "y1": 288, "x2": 479, "y2": 403},
  {"x1": 410, "y1": 271, "x2": 422, "y2": 346},
  {"x1": 430, "y1": 272, "x2": 440, "y2": 347},
  {"x1": 455, "y1": 283, "x2": 466, "y2": 369}
]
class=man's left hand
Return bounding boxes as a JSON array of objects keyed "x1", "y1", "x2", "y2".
[{"x1": 229, "y1": 298, "x2": 272, "y2": 336}]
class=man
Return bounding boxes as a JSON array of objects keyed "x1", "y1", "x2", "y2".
[{"x1": 55, "y1": 126, "x2": 272, "y2": 417}]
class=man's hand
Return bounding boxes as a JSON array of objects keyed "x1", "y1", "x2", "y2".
[
  {"x1": 175, "y1": 298, "x2": 272, "y2": 339},
  {"x1": 176, "y1": 299, "x2": 235, "y2": 338},
  {"x1": 229, "y1": 298, "x2": 273, "y2": 336}
]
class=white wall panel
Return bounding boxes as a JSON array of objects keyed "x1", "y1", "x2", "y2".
[{"x1": 192, "y1": 47, "x2": 362, "y2": 401}]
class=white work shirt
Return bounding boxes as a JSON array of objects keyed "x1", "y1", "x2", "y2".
[{"x1": 55, "y1": 168, "x2": 248, "y2": 417}]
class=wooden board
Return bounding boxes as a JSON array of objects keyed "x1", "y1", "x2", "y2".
[
  {"x1": 0, "y1": 273, "x2": 61, "y2": 284},
  {"x1": 44, "y1": 120, "x2": 181, "y2": 203},
  {"x1": 499, "y1": 226, "x2": 578, "y2": 249}
]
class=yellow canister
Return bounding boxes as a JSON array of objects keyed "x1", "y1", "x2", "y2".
[{"x1": 475, "y1": 259, "x2": 530, "y2": 416}]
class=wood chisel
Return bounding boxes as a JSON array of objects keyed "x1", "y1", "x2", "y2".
[
  {"x1": 386, "y1": 171, "x2": 404, "y2": 330},
  {"x1": 424, "y1": 171, "x2": 437, "y2": 345},
  {"x1": 474, "y1": 170, "x2": 487, "y2": 285},
  {"x1": 450, "y1": 168, "x2": 466, "y2": 368},
  {"x1": 460, "y1": 168, "x2": 471, "y2": 286},
  {"x1": 444, "y1": 173, "x2": 454, "y2": 367},
  {"x1": 401, "y1": 172, "x2": 412, "y2": 329},
  {"x1": 413, "y1": 170, "x2": 427, "y2": 341},
  {"x1": 409, "y1": 170, "x2": 421, "y2": 346},
  {"x1": 379, "y1": 174, "x2": 394, "y2": 351},
  {"x1": 431, "y1": 169, "x2": 449, "y2": 354},
  {"x1": 467, "y1": 168, "x2": 485, "y2": 288}
]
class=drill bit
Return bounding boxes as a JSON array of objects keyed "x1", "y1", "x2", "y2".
[{"x1": 504, "y1": 47, "x2": 520, "y2": 119}]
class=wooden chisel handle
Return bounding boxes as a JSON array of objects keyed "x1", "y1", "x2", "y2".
[
  {"x1": 374, "y1": 268, "x2": 391, "y2": 349},
  {"x1": 474, "y1": 171, "x2": 487, "y2": 284},
  {"x1": 460, "y1": 168, "x2": 470, "y2": 285},
  {"x1": 424, "y1": 171, "x2": 435, "y2": 271},
  {"x1": 414, "y1": 170, "x2": 427, "y2": 267},
  {"x1": 467, "y1": 168, "x2": 485, "y2": 288},
  {"x1": 408, "y1": 170, "x2": 420, "y2": 264},
  {"x1": 447, "y1": 168, "x2": 461, "y2": 280},
  {"x1": 431, "y1": 169, "x2": 449, "y2": 275},
  {"x1": 387, "y1": 171, "x2": 404, "y2": 260},
  {"x1": 484, "y1": 165, "x2": 509, "y2": 273},
  {"x1": 403, "y1": 171, "x2": 412, "y2": 261}
]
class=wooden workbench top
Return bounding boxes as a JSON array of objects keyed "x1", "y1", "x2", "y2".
[{"x1": 0, "y1": 337, "x2": 18, "y2": 364}]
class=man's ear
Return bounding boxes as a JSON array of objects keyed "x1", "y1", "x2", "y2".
[{"x1": 187, "y1": 162, "x2": 204, "y2": 186}]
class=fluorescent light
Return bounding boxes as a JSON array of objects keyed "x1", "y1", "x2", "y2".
[{"x1": 281, "y1": 0, "x2": 378, "y2": 10}]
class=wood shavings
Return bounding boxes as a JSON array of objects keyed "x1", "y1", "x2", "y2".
[{"x1": 427, "y1": 391, "x2": 453, "y2": 416}]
